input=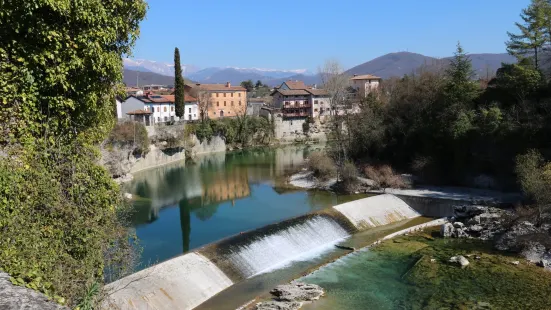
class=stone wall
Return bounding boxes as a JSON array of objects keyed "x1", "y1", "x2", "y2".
[
  {"x1": 130, "y1": 145, "x2": 186, "y2": 173},
  {"x1": 190, "y1": 134, "x2": 226, "y2": 157},
  {"x1": 273, "y1": 116, "x2": 327, "y2": 142}
]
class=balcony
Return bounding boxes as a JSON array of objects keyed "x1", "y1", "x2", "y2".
[
  {"x1": 282, "y1": 108, "x2": 310, "y2": 118},
  {"x1": 283, "y1": 103, "x2": 312, "y2": 109}
]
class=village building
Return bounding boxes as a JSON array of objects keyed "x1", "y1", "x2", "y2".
[
  {"x1": 350, "y1": 74, "x2": 381, "y2": 98},
  {"x1": 270, "y1": 80, "x2": 330, "y2": 119},
  {"x1": 119, "y1": 93, "x2": 198, "y2": 125},
  {"x1": 192, "y1": 82, "x2": 247, "y2": 119}
]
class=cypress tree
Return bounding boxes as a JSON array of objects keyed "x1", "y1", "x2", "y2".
[{"x1": 174, "y1": 47, "x2": 185, "y2": 119}]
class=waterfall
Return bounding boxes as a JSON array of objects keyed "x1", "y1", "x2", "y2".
[{"x1": 227, "y1": 216, "x2": 349, "y2": 278}]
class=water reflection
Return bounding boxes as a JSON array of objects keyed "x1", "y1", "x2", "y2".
[{"x1": 126, "y1": 145, "x2": 365, "y2": 267}]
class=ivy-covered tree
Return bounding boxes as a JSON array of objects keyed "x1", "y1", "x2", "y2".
[
  {"x1": 241, "y1": 80, "x2": 254, "y2": 92},
  {"x1": 506, "y1": 0, "x2": 549, "y2": 70},
  {"x1": 174, "y1": 47, "x2": 185, "y2": 119},
  {"x1": 0, "y1": 1, "x2": 147, "y2": 306}
]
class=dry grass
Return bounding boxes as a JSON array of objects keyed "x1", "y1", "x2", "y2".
[
  {"x1": 308, "y1": 152, "x2": 337, "y2": 181},
  {"x1": 364, "y1": 165, "x2": 409, "y2": 189}
]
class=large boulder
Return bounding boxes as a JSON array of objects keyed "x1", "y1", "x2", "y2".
[
  {"x1": 270, "y1": 282, "x2": 324, "y2": 302},
  {"x1": 449, "y1": 255, "x2": 470, "y2": 268},
  {"x1": 495, "y1": 221, "x2": 540, "y2": 252},
  {"x1": 0, "y1": 272, "x2": 68, "y2": 310}
]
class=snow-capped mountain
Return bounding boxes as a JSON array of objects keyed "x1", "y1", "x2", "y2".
[
  {"x1": 123, "y1": 58, "x2": 200, "y2": 76},
  {"x1": 123, "y1": 58, "x2": 313, "y2": 83}
]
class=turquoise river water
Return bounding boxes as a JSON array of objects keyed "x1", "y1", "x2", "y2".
[{"x1": 125, "y1": 146, "x2": 367, "y2": 269}]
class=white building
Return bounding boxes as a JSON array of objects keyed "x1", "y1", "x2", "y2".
[
  {"x1": 184, "y1": 96, "x2": 199, "y2": 121},
  {"x1": 350, "y1": 74, "x2": 381, "y2": 98}
]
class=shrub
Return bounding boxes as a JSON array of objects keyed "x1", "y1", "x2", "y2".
[
  {"x1": 308, "y1": 152, "x2": 337, "y2": 180},
  {"x1": 515, "y1": 150, "x2": 551, "y2": 221},
  {"x1": 365, "y1": 165, "x2": 408, "y2": 189},
  {"x1": 0, "y1": 144, "x2": 137, "y2": 307},
  {"x1": 108, "y1": 121, "x2": 150, "y2": 156}
]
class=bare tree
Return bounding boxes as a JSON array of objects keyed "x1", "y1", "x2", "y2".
[
  {"x1": 318, "y1": 59, "x2": 352, "y2": 181},
  {"x1": 191, "y1": 89, "x2": 213, "y2": 122}
]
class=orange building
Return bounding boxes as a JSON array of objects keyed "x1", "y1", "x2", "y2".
[{"x1": 193, "y1": 82, "x2": 247, "y2": 119}]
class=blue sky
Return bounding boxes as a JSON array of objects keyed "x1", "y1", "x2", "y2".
[{"x1": 132, "y1": 0, "x2": 530, "y2": 71}]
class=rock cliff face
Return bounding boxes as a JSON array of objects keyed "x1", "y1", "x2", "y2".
[
  {"x1": 189, "y1": 135, "x2": 226, "y2": 157},
  {"x1": 0, "y1": 272, "x2": 68, "y2": 310}
]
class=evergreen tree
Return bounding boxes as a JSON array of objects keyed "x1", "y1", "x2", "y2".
[
  {"x1": 255, "y1": 80, "x2": 263, "y2": 88},
  {"x1": 506, "y1": 0, "x2": 548, "y2": 70},
  {"x1": 174, "y1": 47, "x2": 185, "y2": 118}
]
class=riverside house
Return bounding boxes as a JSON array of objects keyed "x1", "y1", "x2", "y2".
[
  {"x1": 270, "y1": 80, "x2": 330, "y2": 119},
  {"x1": 193, "y1": 82, "x2": 247, "y2": 119},
  {"x1": 120, "y1": 93, "x2": 198, "y2": 125}
]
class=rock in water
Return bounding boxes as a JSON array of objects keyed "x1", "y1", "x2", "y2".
[
  {"x1": 255, "y1": 301, "x2": 302, "y2": 310},
  {"x1": 271, "y1": 282, "x2": 324, "y2": 302},
  {"x1": 449, "y1": 255, "x2": 470, "y2": 268},
  {"x1": 441, "y1": 223, "x2": 455, "y2": 238}
]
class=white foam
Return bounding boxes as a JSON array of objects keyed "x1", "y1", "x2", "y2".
[{"x1": 227, "y1": 216, "x2": 350, "y2": 278}]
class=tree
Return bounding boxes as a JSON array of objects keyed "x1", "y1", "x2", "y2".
[
  {"x1": 196, "y1": 90, "x2": 213, "y2": 122},
  {"x1": 174, "y1": 47, "x2": 185, "y2": 119},
  {"x1": 0, "y1": 0, "x2": 147, "y2": 307},
  {"x1": 255, "y1": 80, "x2": 263, "y2": 88},
  {"x1": 319, "y1": 59, "x2": 350, "y2": 113},
  {"x1": 506, "y1": 0, "x2": 549, "y2": 70},
  {"x1": 241, "y1": 80, "x2": 254, "y2": 92},
  {"x1": 494, "y1": 58, "x2": 544, "y2": 103}
]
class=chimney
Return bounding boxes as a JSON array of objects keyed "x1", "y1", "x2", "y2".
[
  {"x1": 226, "y1": 82, "x2": 231, "y2": 87},
  {"x1": 353, "y1": 74, "x2": 358, "y2": 77}
]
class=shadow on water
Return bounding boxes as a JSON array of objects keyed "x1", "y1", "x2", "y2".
[{"x1": 124, "y1": 145, "x2": 364, "y2": 270}]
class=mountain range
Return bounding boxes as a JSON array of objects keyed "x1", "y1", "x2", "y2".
[{"x1": 123, "y1": 52, "x2": 516, "y2": 87}]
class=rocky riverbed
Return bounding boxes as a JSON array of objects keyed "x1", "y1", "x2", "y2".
[{"x1": 440, "y1": 204, "x2": 551, "y2": 270}]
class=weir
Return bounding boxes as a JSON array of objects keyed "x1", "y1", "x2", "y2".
[{"x1": 102, "y1": 194, "x2": 439, "y2": 310}]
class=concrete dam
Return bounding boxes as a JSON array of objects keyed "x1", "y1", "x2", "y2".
[{"x1": 103, "y1": 194, "x2": 453, "y2": 310}]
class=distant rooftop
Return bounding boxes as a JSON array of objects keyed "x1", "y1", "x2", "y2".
[{"x1": 351, "y1": 74, "x2": 381, "y2": 80}]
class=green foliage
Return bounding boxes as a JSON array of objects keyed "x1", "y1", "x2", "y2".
[
  {"x1": 107, "y1": 121, "x2": 150, "y2": 156},
  {"x1": 255, "y1": 80, "x2": 263, "y2": 88},
  {"x1": 506, "y1": 0, "x2": 550, "y2": 70},
  {"x1": 515, "y1": 150, "x2": 551, "y2": 207},
  {"x1": 493, "y1": 58, "x2": 544, "y2": 103},
  {"x1": 240, "y1": 80, "x2": 254, "y2": 92},
  {"x1": 174, "y1": 47, "x2": 185, "y2": 118},
  {"x1": 187, "y1": 116, "x2": 273, "y2": 146},
  {"x1": 0, "y1": 144, "x2": 137, "y2": 307},
  {"x1": 0, "y1": 0, "x2": 147, "y2": 145},
  {"x1": 0, "y1": 1, "x2": 147, "y2": 307}
]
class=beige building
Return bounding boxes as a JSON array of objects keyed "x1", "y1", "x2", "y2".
[
  {"x1": 270, "y1": 80, "x2": 330, "y2": 119},
  {"x1": 190, "y1": 82, "x2": 247, "y2": 119},
  {"x1": 350, "y1": 74, "x2": 381, "y2": 98}
]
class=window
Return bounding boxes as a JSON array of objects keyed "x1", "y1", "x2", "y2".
[
  {"x1": 231, "y1": 101, "x2": 234, "y2": 106},
  {"x1": 171, "y1": 106, "x2": 174, "y2": 111},
  {"x1": 213, "y1": 112, "x2": 216, "y2": 115},
  {"x1": 224, "y1": 101, "x2": 226, "y2": 106},
  {"x1": 223, "y1": 93, "x2": 226, "y2": 97},
  {"x1": 189, "y1": 107, "x2": 191, "y2": 113},
  {"x1": 238, "y1": 93, "x2": 241, "y2": 97},
  {"x1": 212, "y1": 93, "x2": 216, "y2": 97},
  {"x1": 239, "y1": 101, "x2": 242, "y2": 106},
  {"x1": 188, "y1": 115, "x2": 191, "y2": 120},
  {"x1": 164, "y1": 116, "x2": 167, "y2": 122},
  {"x1": 171, "y1": 116, "x2": 174, "y2": 121},
  {"x1": 216, "y1": 93, "x2": 219, "y2": 97},
  {"x1": 217, "y1": 102, "x2": 219, "y2": 107},
  {"x1": 314, "y1": 100, "x2": 318, "y2": 105},
  {"x1": 314, "y1": 108, "x2": 318, "y2": 112},
  {"x1": 157, "y1": 117, "x2": 160, "y2": 122},
  {"x1": 228, "y1": 111, "x2": 231, "y2": 114},
  {"x1": 156, "y1": 107, "x2": 159, "y2": 112},
  {"x1": 231, "y1": 93, "x2": 234, "y2": 97},
  {"x1": 164, "y1": 106, "x2": 167, "y2": 112}
]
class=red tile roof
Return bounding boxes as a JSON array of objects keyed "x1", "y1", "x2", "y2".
[
  {"x1": 284, "y1": 80, "x2": 307, "y2": 90},
  {"x1": 195, "y1": 83, "x2": 246, "y2": 91}
]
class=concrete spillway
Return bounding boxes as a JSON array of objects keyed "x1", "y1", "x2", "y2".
[
  {"x1": 102, "y1": 194, "x2": 426, "y2": 310},
  {"x1": 103, "y1": 253, "x2": 233, "y2": 310},
  {"x1": 333, "y1": 194, "x2": 420, "y2": 229}
]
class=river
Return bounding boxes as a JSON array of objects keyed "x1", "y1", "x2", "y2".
[{"x1": 125, "y1": 145, "x2": 368, "y2": 269}]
